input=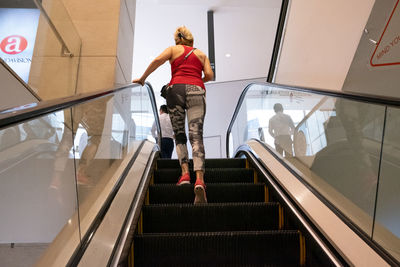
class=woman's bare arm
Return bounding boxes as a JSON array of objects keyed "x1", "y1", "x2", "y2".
[{"x1": 132, "y1": 47, "x2": 173, "y2": 85}]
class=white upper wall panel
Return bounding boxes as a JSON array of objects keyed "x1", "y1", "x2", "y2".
[
  {"x1": 275, "y1": 0, "x2": 376, "y2": 91},
  {"x1": 133, "y1": 0, "x2": 281, "y2": 96}
]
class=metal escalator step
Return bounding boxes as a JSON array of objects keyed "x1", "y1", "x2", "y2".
[
  {"x1": 148, "y1": 183, "x2": 266, "y2": 204},
  {"x1": 154, "y1": 168, "x2": 254, "y2": 184},
  {"x1": 156, "y1": 158, "x2": 247, "y2": 169},
  {"x1": 134, "y1": 230, "x2": 301, "y2": 266},
  {"x1": 142, "y1": 202, "x2": 280, "y2": 233}
]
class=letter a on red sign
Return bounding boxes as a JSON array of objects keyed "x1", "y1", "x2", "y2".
[{"x1": 0, "y1": 35, "x2": 28, "y2": 55}]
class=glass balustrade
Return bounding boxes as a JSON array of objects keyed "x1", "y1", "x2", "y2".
[
  {"x1": 228, "y1": 82, "x2": 400, "y2": 261},
  {"x1": 0, "y1": 84, "x2": 158, "y2": 266},
  {"x1": 0, "y1": 108, "x2": 77, "y2": 266},
  {"x1": 374, "y1": 107, "x2": 400, "y2": 260}
]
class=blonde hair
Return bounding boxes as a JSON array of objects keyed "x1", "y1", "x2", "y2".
[{"x1": 174, "y1": 26, "x2": 194, "y2": 47}]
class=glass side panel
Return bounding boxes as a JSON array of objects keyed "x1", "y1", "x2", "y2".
[
  {"x1": 0, "y1": 109, "x2": 80, "y2": 267},
  {"x1": 40, "y1": 0, "x2": 81, "y2": 56},
  {"x1": 374, "y1": 107, "x2": 400, "y2": 261},
  {"x1": 131, "y1": 86, "x2": 157, "y2": 143},
  {"x1": 74, "y1": 85, "x2": 156, "y2": 237},
  {"x1": 29, "y1": 8, "x2": 81, "y2": 99},
  {"x1": 0, "y1": 84, "x2": 157, "y2": 266},
  {"x1": 230, "y1": 83, "x2": 384, "y2": 237}
]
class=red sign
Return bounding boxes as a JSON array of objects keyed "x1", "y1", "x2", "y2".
[
  {"x1": 0, "y1": 35, "x2": 28, "y2": 55},
  {"x1": 370, "y1": 0, "x2": 400, "y2": 67}
]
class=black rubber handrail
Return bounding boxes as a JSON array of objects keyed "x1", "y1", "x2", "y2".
[
  {"x1": 235, "y1": 145, "x2": 345, "y2": 266},
  {"x1": 0, "y1": 82, "x2": 162, "y2": 149},
  {"x1": 0, "y1": 86, "x2": 127, "y2": 128},
  {"x1": 267, "y1": 0, "x2": 290, "y2": 82},
  {"x1": 0, "y1": 82, "x2": 158, "y2": 129},
  {"x1": 240, "y1": 139, "x2": 399, "y2": 266},
  {"x1": 226, "y1": 81, "x2": 400, "y2": 157},
  {"x1": 108, "y1": 146, "x2": 159, "y2": 267}
]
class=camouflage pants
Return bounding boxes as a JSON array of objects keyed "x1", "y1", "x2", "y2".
[{"x1": 166, "y1": 84, "x2": 206, "y2": 172}]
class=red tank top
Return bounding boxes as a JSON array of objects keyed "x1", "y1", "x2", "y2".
[{"x1": 169, "y1": 45, "x2": 205, "y2": 89}]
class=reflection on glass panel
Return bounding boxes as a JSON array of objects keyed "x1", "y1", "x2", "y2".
[
  {"x1": 72, "y1": 95, "x2": 121, "y2": 236},
  {"x1": 0, "y1": 83, "x2": 154, "y2": 266},
  {"x1": 131, "y1": 86, "x2": 156, "y2": 142},
  {"x1": 40, "y1": 0, "x2": 81, "y2": 56},
  {"x1": 0, "y1": 110, "x2": 79, "y2": 266},
  {"x1": 29, "y1": 0, "x2": 81, "y2": 100},
  {"x1": 374, "y1": 107, "x2": 400, "y2": 261},
  {"x1": 309, "y1": 98, "x2": 383, "y2": 234},
  {"x1": 229, "y1": 83, "x2": 384, "y2": 237},
  {"x1": 29, "y1": 9, "x2": 81, "y2": 99},
  {"x1": 74, "y1": 86, "x2": 156, "y2": 236}
]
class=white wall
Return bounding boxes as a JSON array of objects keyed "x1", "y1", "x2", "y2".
[
  {"x1": 213, "y1": 5, "x2": 280, "y2": 81},
  {"x1": 132, "y1": 0, "x2": 282, "y2": 158},
  {"x1": 133, "y1": 1, "x2": 208, "y2": 102},
  {"x1": 275, "y1": 0, "x2": 376, "y2": 91},
  {"x1": 133, "y1": 0, "x2": 281, "y2": 106},
  {"x1": 342, "y1": 0, "x2": 400, "y2": 98},
  {"x1": 204, "y1": 78, "x2": 266, "y2": 158}
]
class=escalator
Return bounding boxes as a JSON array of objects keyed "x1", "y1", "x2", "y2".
[
  {"x1": 130, "y1": 157, "x2": 335, "y2": 266},
  {"x1": 1, "y1": 81, "x2": 399, "y2": 266}
]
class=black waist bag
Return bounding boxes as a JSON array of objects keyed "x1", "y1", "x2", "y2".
[{"x1": 161, "y1": 84, "x2": 168, "y2": 98}]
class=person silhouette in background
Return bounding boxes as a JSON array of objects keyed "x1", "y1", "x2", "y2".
[
  {"x1": 310, "y1": 99, "x2": 379, "y2": 213},
  {"x1": 151, "y1": 105, "x2": 174, "y2": 159},
  {"x1": 268, "y1": 103, "x2": 295, "y2": 157}
]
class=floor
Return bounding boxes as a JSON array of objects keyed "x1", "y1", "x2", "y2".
[{"x1": 0, "y1": 243, "x2": 48, "y2": 267}]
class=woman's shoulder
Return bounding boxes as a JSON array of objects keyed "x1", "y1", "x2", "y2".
[
  {"x1": 170, "y1": 45, "x2": 185, "y2": 53},
  {"x1": 171, "y1": 44, "x2": 184, "y2": 49},
  {"x1": 193, "y1": 47, "x2": 205, "y2": 57}
]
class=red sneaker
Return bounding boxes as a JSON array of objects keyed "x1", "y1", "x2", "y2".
[
  {"x1": 176, "y1": 173, "x2": 190, "y2": 185},
  {"x1": 194, "y1": 179, "x2": 207, "y2": 204}
]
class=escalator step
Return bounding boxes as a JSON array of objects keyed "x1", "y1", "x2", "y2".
[
  {"x1": 148, "y1": 183, "x2": 266, "y2": 204},
  {"x1": 156, "y1": 158, "x2": 247, "y2": 169},
  {"x1": 154, "y1": 168, "x2": 254, "y2": 184},
  {"x1": 134, "y1": 230, "x2": 301, "y2": 266},
  {"x1": 142, "y1": 203, "x2": 280, "y2": 233}
]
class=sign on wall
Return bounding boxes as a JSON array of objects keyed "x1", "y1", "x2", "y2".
[
  {"x1": 342, "y1": 0, "x2": 400, "y2": 98},
  {"x1": 370, "y1": 0, "x2": 400, "y2": 67},
  {"x1": 0, "y1": 8, "x2": 40, "y2": 83}
]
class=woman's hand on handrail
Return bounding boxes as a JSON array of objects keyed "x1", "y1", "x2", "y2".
[{"x1": 132, "y1": 78, "x2": 145, "y2": 86}]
